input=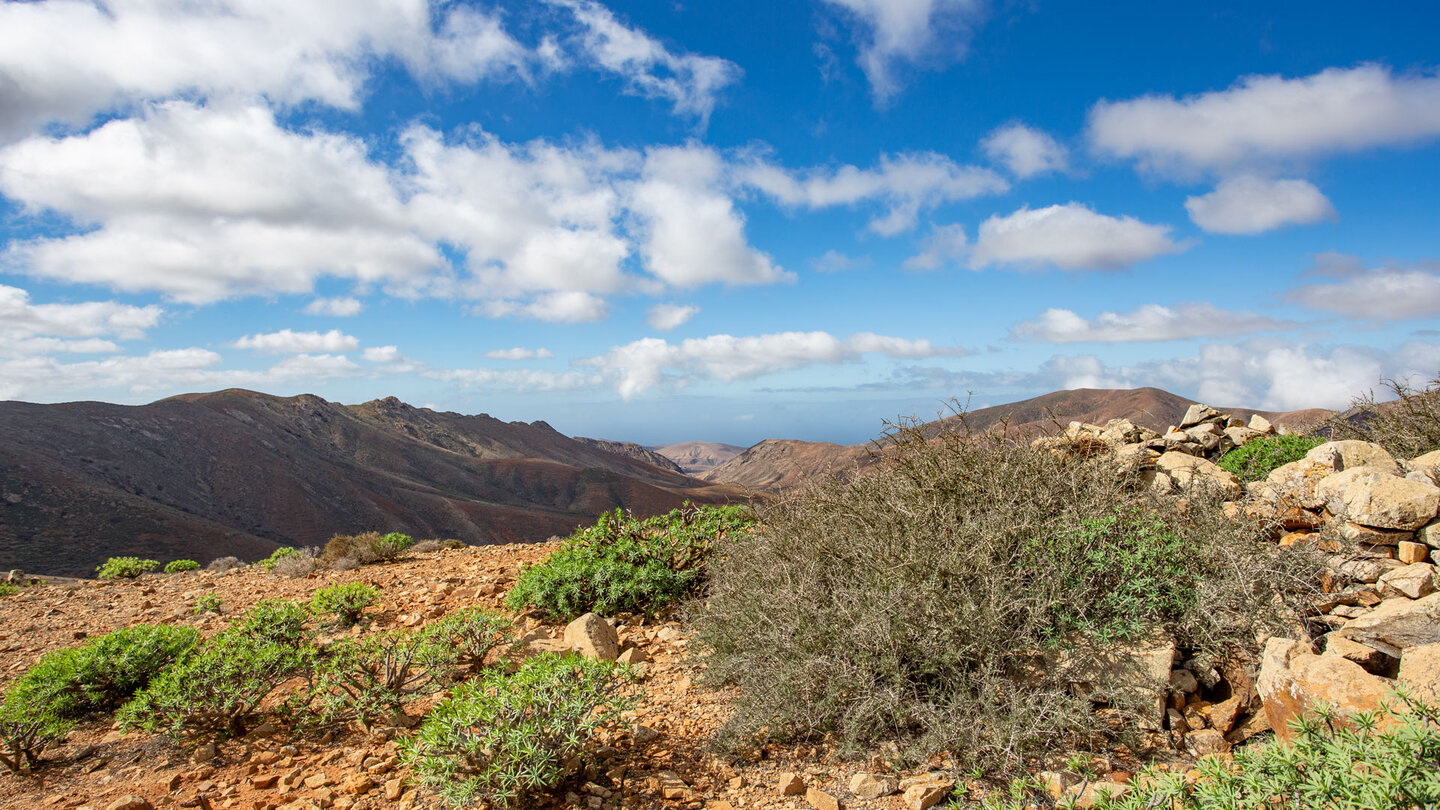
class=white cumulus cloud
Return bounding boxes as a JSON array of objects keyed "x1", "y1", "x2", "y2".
[
  {"x1": 1011, "y1": 303, "x2": 1296, "y2": 343},
  {"x1": 0, "y1": 284, "x2": 161, "y2": 340},
  {"x1": 1288, "y1": 258, "x2": 1440, "y2": 320},
  {"x1": 234, "y1": 329, "x2": 359, "y2": 355},
  {"x1": 646, "y1": 303, "x2": 699, "y2": 331},
  {"x1": 484, "y1": 347, "x2": 556, "y2": 360},
  {"x1": 820, "y1": 0, "x2": 988, "y2": 102},
  {"x1": 981, "y1": 122, "x2": 1069, "y2": 178},
  {"x1": 304, "y1": 297, "x2": 364, "y2": 317},
  {"x1": 1184, "y1": 176, "x2": 1336, "y2": 234},
  {"x1": 1088, "y1": 64, "x2": 1440, "y2": 177},
  {"x1": 581, "y1": 330, "x2": 967, "y2": 399},
  {"x1": 969, "y1": 203, "x2": 1186, "y2": 271},
  {"x1": 903, "y1": 224, "x2": 969, "y2": 270}
]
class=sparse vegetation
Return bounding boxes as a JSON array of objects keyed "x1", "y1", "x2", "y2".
[
  {"x1": 1081, "y1": 691, "x2": 1440, "y2": 810},
  {"x1": 1217, "y1": 433, "x2": 1325, "y2": 482},
  {"x1": 0, "y1": 583, "x2": 17, "y2": 598},
  {"x1": 507, "y1": 503, "x2": 754, "y2": 620},
  {"x1": 418, "y1": 606, "x2": 515, "y2": 675},
  {"x1": 193, "y1": 592, "x2": 223, "y2": 614},
  {"x1": 118, "y1": 601, "x2": 313, "y2": 740},
  {"x1": 258, "y1": 546, "x2": 303, "y2": 570},
  {"x1": 310, "y1": 582, "x2": 380, "y2": 627},
  {"x1": 270, "y1": 549, "x2": 319, "y2": 578},
  {"x1": 164, "y1": 559, "x2": 201, "y2": 573},
  {"x1": 322, "y1": 531, "x2": 416, "y2": 567},
  {"x1": 206, "y1": 556, "x2": 244, "y2": 572},
  {"x1": 400, "y1": 654, "x2": 635, "y2": 809},
  {"x1": 308, "y1": 631, "x2": 451, "y2": 726},
  {"x1": 693, "y1": 415, "x2": 1325, "y2": 772},
  {"x1": 95, "y1": 556, "x2": 159, "y2": 580},
  {"x1": 1326, "y1": 372, "x2": 1440, "y2": 458}
]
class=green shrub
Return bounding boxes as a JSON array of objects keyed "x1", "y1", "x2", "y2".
[
  {"x1": 0, "y1": 583, "x2": 17, "y2": 598},
  {"x1": 693, "y1": 416, "x2": 1325, "y2": 773},
  {"x1": 118, "y1": 602, "x2": 312, "y2": 740},
  {"x1": 400, "y1": 655, "x2": 635, "y2": 809},
  {"x1": 311, "y1": 582, "x2": 380, "y2": 627},
  {"x1": 164, "y1": 559, "x2": 201, "y2": 573},
  {"x1": 258, "y1": 547, "x2": 303, "y2": 570},
  {"x1": 323, "y1": 531, "x2": 415, "y2": 565},
  {"x1": 1082, "y1": 691, "x2": 1440, "y2": 810},
  {"x1": 96, "y1": 556, "x2": 159, "y2": 580},
  {"x1": 507, "y1": 503, "x2": 754, "y2": 620},
  {"x1": 308, "y1": 631, "x2": 452, "y2": 727},
  {"x1": 0, "y1": 624, "x2": 199, "y2": 772},
  {"x1": 418, "y1": 606, "x2": 515, "y2": 675},
  {"x1": 1217, "y1": 434, "x2": 1325, "y2": 482},
  {"x1": 193, "y1": 593, "x2": 223, "y2": 615},
  {"x1": 1327, "y1": 373, "x2": 1440, "y2": 458}
]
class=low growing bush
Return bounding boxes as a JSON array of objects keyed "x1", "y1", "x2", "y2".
[
  {"x1": 1327, "y1": 373, "x2": 1440, "y2": 458},
  {"x1": 96, "y1": 556, "x2": 159, "y2": 580},
  {"x1": 118, "y1": 601, "x2": 312, "y2": 740},
  {"x1": 693, "y1": 416, "x2": 1326, "y2": 773},
  {"x1": 418, "y1": 606, "x2": 515, "y2": 675},
  {"x1": 1081, "y1": 691, "x2": 1440, "y2": 810},
  {"x1": 323, "y1": 531, "x2": 415, "y2": 566},
  {"x1": 308, "y1": 631, "x2": 451, "y2": 726},
  {"x1": 0, "y1": 583, "x2": 16, "y2": 598},
  {"x1": 206, "y1": 556, "x2": 244, "y2": 572},
  {"x1": 507, "y1": 503, "x2": 754, "y2": 620},
  {"x1": 164, "y1": 559, "x2": 201, "y2": 574},
  {"x1": 258, "y1": 547, "x2": 303, "y2": 570},
  {"x1": 1217, "y1": 433, "x2": 1325, "y2": 482},
  {"x1": 400, "y1": 655, "x2": 634, "y2": 808},
  {"x1": 311, "y1": 582, "x2": 380, "y2": 627},
  {"x1": 193, "y1": 593, "x2": 223, "y2": 614},
  {"x1": 0, "y1": 700, "x2": 67, "y2": 774}
]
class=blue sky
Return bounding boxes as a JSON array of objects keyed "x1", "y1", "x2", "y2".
[{"x1": 2, "y1": 0, "x2": 1439, "y2": 446}]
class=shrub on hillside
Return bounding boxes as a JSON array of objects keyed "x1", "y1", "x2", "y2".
[
  {"x1": 193, "y1": 593, "x2": 223, "y2": 615},
  {"x1": 0, "y1": 625, "x2": 199, "y2": 772},
  {"x1": 1217, "y1": 434, "x2": 1325, "y2": 482},
  {"x1": 693, "y1": 415, "x2": 1326, "y2": 772},
  {"x1": 1080, "y1": 690, "x2": 1440, "y2": 810},
  {"x1": 118, "y1": 601, "x2": 312, "y2": 740},
  {"x1": 322, "y1": 531, "x2": 415, "y2": 566},
  {"x1": 206, "y1": 556, "x2": 244, "y2": 572},
  {"x1": 418, "y1": 606, "x2": 515, "y2": 675},
  {"x1": 506, "y1": 503, "x2": 754, "y2": 620},
  {"x1": 258, "y1": 546, "x2": 303, "y2": 570},
  {"x1": 308, "y1": 630, "x2": 451, "y2": 727},
  {"x1": 311, "y1": 582, "x2": 380, "y2": 627},
  {"x1": 0, "y1": 583, "x2": 16, "y2": 598},
  {"x1": 96, "y1": 556, "x2": 159, "y2": 580},
  {"x1": 400, "y1": 654, "x2": 634, "y2": 809},
  {"x1": 164, "y1": 559, "x2": 201, "y2": 574},
  {"x1": 1326, "y1": 373, "x2": 1440, "y2": 458}
]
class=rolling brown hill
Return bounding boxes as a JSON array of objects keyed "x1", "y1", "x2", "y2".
[
  {"x1": 653, "y1": 441, "x2": 746, "y2": 475},
  {"x1": 0, "y1": 390, "x2": 744, "y2": 577},
  {"x1": 572, "y1": 437, "x2": 686, "y2": 475},
  {"x1": 702, "y1": 387, "x2": 1331, "y2": 492}
]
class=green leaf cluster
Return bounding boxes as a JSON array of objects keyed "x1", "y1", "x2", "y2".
[
  {"x1": 1216, "y1": 434, "x2": 1325, "y2": 482},
  {"x1": 308, "y1": 631, "x2": 454, "y2": 727},
  {"x1": 506, "y1": 503, "x2": 753, "y2": 620},
  {"x1": 0, "y1": 624, "x2": 198, "y2": 772},
  {"x1": 310, "y1": 582, "x2": 380, "y2": 627},
  {"x1": 164, "y1": 559, "x2": 201, "y2": 573},
  {"x1": 400, "y1": 654, "x2": 634, "y2": 809},
  {"x1": 1080, "y1": 691, "x2": 1440, "y2": 810},
  {"x1": 96, "y1": 556, "x2": 159, "y2": 579},
  {"x1": 258, "y1": 546, "x2": 303, "y2": 570}
]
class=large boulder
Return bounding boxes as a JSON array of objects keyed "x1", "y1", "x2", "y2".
[
  {"x1": 1377, "y1": 563, "x2": 1438, "y2": 600},
  {"x1": 1317, "y1": 468, "x2": 1440, "y2": 531},
  {"x1": 1306, "y1": 441, "x2": 1403, "y2": 476},
  {"x1": 1256, "y1": 638, "x2": 1394, "y2": 742},
  {"x1": 1408, "y1": 450, "x2": 1440, "y2": 486},
  {"x1": 1180, "y1": 404, "x2": 1221, "y2": 429},
  {"x1": 1260, "y1": 459, "x2": 1331, "y2": 510},
  {"x1": 1397, "y1": 642, "x2": 1440, "y2": 702},
  {"x1": 1337, "y1": 592, "x2": 1440, "y2": 657},
  {"x1": 563, "y1": 613, "x2": 619, "y2": 661},
  {"x1": 1156, "y1": 452, "x2": 1243, "y2": 499}
]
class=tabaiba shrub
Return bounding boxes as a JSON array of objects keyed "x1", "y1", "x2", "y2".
[
  {"x1": 400, "y1": 654, "x2": 635, "y2": 809},
  {"x1": 506, "y1": 503, "x2": 754, "y2": 620},
  {"x1": 119, "y1": 600, "x2": 313, "y2": 740},
  {"x1": 96, "y1": 556, "x2": 158, "y2": 580},
  {"x1": 307, "y1": 631, "x2": 452, "y2": 727},
  {"x1": 417, "y1": 606, "x2": 515, "y2": 675},
  {"x1": 164, "y1": 559, "x2": 201, "y2": 573},
  {"x1": 1217, "y1": 433, "x2": 1325, "y2": 482},
  {"x1": 693, "y1": 414, "x2": 1326, "y2": 773},
  {"x1": 310, "y1": 582, "x2": 380, "y2": 627}
]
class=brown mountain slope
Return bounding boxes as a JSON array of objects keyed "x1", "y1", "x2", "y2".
[
  {"x1": 703, "y1": 388, "x2": 1333, "y2": 493},
  {"x1": 0, "y1": 390, "x2": 743, "y2": 577},
  {"x1": 654, "y1": 441, "x2": 746, "y2": 475},
  {"x1": 572, "y1": 437, "x2": 686, "y2": 475}
]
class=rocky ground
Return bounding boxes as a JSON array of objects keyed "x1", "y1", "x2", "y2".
[{"x1": 0, "y1": 545, "x2": 1007, "y2": 810}]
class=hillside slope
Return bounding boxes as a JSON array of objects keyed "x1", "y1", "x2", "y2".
[
  {"x1": 653, "y1": 441, "x2": 746, "y2": 475},
  {"x1": 0, "y1": 390, "x2": 743, "y2": 576}
]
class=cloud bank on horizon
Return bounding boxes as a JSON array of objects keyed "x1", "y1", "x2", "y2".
[{"x1": 0, "y1": 0, "x2": 1438, "y2": 444}]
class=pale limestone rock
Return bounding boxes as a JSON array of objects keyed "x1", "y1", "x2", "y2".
[
  {"x1": 1378, "y1": 563, "x2": 1437, "y2": 600},
  {"x1": 778, "y1": 773, "x2": 805, "y2": 796},
  {"x1": 1262, "y1": 459, "x2": 1331, "y2": 510},
  {"x1": 1323, "y1": 633, "x2": 1395, "y2": 673},
  {"x1": 900, "y1": 775, "x2": 954, "y2": 810},
  {"x1": 1339, "y1": 521, "x2": 1414, "y2": 545},
  {"x1": 1180, "y1": 404, "x2": 1220, "y2": 428},
  {"x1": 1397, "y1": 642, "x2": 1440, "y2": 701},
  {"x1": 848, "y1": 773, "x2": 898, "y2": 800},
  {"x1": 564, "y1": 613, "x2": 619, "y2": 661},
  {"x1": 805, "y1": 787, "x2": 839, "y2": 810},
  {"x1": 1156, "y1": 452, "x2": 1243, "y2": 499},
  {"x1": 1256, "y1": 638, "x2": 1393, "y2": 742},
  {"x1": 1306, "y1": 441, "x2": 1403, "y2": 476},
  {"x1": 1248, "y1": 414, "x2": 1273, "y2": 433},
  {"x1": 1318, "y1": 468, "x2": 1440, "y2": 531},
  {"x1": 1339, "y1": 592, "x2": 1440, "y2": 657},
  {"x1": 1187, "y1": 728, "x2": 1229, "y2": 756},
  {"x1": 105, "y1": 798, "x2": 152, "y2": 810},
  {"x1": 1410, "y1": 450, "x2": 1440, "y2": 485},
  {"x1": 1420, "y1": 520, "x2": 1440, "y2": 549}
]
